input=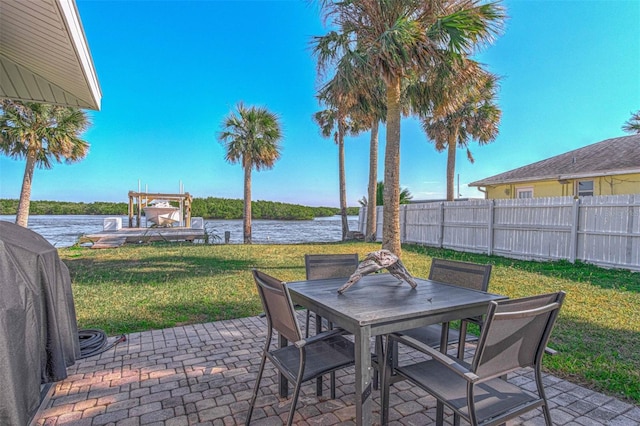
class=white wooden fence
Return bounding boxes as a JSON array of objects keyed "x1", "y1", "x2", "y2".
[{"x1": 358, "y1": 194, "x2": 640, "y2": 271}]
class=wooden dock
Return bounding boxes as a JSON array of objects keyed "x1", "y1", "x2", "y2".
[{"x1": 79, "y1": 227, "x2": 205, "y2": 249}]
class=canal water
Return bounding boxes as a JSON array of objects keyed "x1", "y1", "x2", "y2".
[{"x1": 0, "y1": 215, "x2": 361, "y2": 248}]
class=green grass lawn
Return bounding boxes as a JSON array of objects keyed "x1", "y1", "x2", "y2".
[{"x1": 59, "y1": 242, "x2": 640, "y2": 405}]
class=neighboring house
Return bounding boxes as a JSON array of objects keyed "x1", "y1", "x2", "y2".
[{"x1": 469, "y1": 134, "x2": 640, "y2": 199}]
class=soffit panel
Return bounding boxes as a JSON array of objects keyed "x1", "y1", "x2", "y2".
[{"x1": 0, "y1": 0, "x2": 101, "y2": 110}]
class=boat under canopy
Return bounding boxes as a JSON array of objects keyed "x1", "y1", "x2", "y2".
[
  {"x1": 128, "y1": 191, "x2": 193, "y2": 229},
  {"x1": 143, "y1": 201, "x2": 180, "y2": 227}
]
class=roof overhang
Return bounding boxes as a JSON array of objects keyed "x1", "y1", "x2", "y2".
[
  {"x1": 469, "y1": 168, "x2": 640, "y2": 188},
  {"x1": 0, "y1": 0, "x2": 101, "y2": 110}
]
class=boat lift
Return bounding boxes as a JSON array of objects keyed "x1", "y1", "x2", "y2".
[{"x1": 127, "y1": 191, "x2": 193, "y2": 228}]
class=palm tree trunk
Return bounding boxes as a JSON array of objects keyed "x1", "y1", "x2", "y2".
[
  {"x1": 366, "y1": 120, "x2": 379, "y2": 241},
  {"x1": 382, "y1": 76, "x2": 402, "y2": 256},
  {"x1": 15, "y1": 152, "x2": 36, "y2": 228},
  {"x1": 243, "y1": 157, "x2": 252, "y2": 244},
  {"x1": 338, "y1": 115, "x2": 349, "y2": 241},
  {"x1": 446, "y1": 130, "x2": 458, "y2": 201}
]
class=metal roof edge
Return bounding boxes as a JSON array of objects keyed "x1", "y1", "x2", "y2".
[{"x1": 57, "y1": 0, "x2": 102, "y2": 110}]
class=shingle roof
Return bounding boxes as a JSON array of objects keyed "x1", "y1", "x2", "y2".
[{"x1": 469, "y1": 134, "x2": 640, "y2": 187}]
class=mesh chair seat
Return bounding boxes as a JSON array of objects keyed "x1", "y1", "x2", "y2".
[
  {"x1": 398, "y1": 323, "x2": 477, "y2": 349},
  {"x1": 382, "y1": 291, "x2": 566, "y2": 426},
  {"x1": 246, "y1": 269, "x2": 356, "y2": 426},
  {"x1": 270, "y1": 334, "x2": 355, "y2": 383},
  {"x1": 397, "y1": 360, "x2": 541, "y2": 423}
]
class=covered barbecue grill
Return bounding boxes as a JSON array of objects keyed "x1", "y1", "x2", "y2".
[{"x1": 0, "y1": 221, "x2": 80, "y2": 425}]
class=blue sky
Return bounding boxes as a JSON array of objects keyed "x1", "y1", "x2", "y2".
[{"x1": 1, "y1": 0, "x2": 638, "y2": 207}]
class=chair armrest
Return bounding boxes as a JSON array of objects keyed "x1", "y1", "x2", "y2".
[
  {"x1": 294, "y1": 327, "x2": 347, "y2": 348},
  {"x1": 389, "y1": 333, "x2": 480, "y2": 382}
]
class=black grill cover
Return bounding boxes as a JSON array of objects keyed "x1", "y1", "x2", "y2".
[{"x1": 0, "y1": 221, "x2": 80, "y2": 425}]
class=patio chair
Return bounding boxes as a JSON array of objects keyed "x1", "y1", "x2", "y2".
[
  {"x1": 246, "y1": 269, "x2": 356, "y2": 426},
  {"x1": 381, "y1": 291, "x2": 566, "y2": 426},
  {"x1": 304, "y1": 253, "x2": 360, "y2": 398},
  {"x1": 304, "y1": 253, "x2": 359, "y2": 336},
  {"x1": 393, "y1": 258, "x2": 492, "y2": 361}
]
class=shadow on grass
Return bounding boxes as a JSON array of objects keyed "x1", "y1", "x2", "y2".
[
  {"x1": 65, "y1": 249, "x2": 308, "y2": 335},
  {"x1": 403, "y1": 244, "x2": 640, "y2": 293},
  {"x1": 63, "y1": 253, "x2": 304, "y2": 285}
]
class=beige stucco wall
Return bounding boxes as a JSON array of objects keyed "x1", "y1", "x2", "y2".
[{"x1": 481, "y1": 172, "x2": 640, "y2": 199}]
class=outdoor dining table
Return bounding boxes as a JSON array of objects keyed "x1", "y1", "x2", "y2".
[{"x1": 284, "y1": 272, "x2": 507, "y2": 426}]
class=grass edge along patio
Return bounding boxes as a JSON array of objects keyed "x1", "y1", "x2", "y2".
[{"x1": 60, "y1": 241, "x2": 640, "y2": 406}]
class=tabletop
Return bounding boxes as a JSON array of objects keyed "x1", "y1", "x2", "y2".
[
  {"x1": 285, "y1": 272, "x2": 507, "y2": 425},
  {"x1": 287, "y1": 272, "x2": 505, "y2": 333}
]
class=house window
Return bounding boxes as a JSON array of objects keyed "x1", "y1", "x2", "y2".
[
  {"x1": 577, "y1": 180, "x2": 594, "y2": 197},
  {"x1": 516, "y1": 187, "x2": 533, "y2": 198}
]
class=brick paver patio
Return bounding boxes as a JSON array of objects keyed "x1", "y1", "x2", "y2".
[{"x1": 31, "y1": 314, "x2": 640, "y2": 425}]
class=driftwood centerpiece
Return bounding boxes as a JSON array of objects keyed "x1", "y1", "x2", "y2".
[{"x1": 337, "y1": 249, "x2": 417, "y2": 294}]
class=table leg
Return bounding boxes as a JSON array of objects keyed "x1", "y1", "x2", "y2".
[
  {"x1": 354, "y1": 326, "x2": 373, "y2": 426},
  {"x1": 439, "y1": 321, "x2": 450, "y2": 351},
  {"x1": 278, "y1": 333, "x2": 288, "y2": 398},
  {"x1": 436, "y1": 322, "x2": 451, "y2": 425},
  {"x1": 315, "y1": 314, "x2": 324, "y2": 396},
  {"x1": 457, "y1": 320, "x2": 469, "y2": 360}
]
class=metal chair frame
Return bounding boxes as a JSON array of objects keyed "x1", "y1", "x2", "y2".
[
  {"x1": 390, "y1": 258, "x2": 493, "y2": 366},
  {"x1": 303, "y1": 253, "x2": 360, "y2": 336},
  {"x1": 303, "y1": 253, "x2": 360, "y2": 398},
  {"x1": 382, "y1": 291, "x2": 566, "y2": 426},
  {"x1": 246, "y1": 269, "x2": 356, "y2": 426},
  {"x1": 428, "y1": 258, "x2": 492, "y2": 358}
]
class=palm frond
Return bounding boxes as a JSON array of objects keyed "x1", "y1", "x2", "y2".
[
  {"x1": 217, "y1": 102, "x2": 283, "y2": 171},
  {"x1": 622, "y1": 110, "x2": 640, "y2": 134}
]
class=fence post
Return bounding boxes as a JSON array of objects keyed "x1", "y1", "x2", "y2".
[
  {"x1": 438, "y1": 202, "x2": 444, "y2": 248},
  {"x1": 626, "y1": 195, "x2": 636, "y2": 267},
  {"x1": 487, "y1": 200, "x2": 495, "y2": 256},
  {"x1": 401, "y1": 205, "x2": 407, "y2": 243},
  {"x1": 569, "y1": 198, "x2": 580, "y2": 263}
]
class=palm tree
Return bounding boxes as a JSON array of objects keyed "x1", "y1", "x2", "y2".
[
  {"x1": 421, "y1": 70, "x2": 501, "y2": 200},
  {"x1": 375, "y1": 181, "x2": 413, "y2": 205},
  {"x1": 315, "y1": 0, "x2": 505, "y2": 256},
  {"x1": 623, "y1": 110, "x2": 640, "y2": 134},
  {"x1": 313, "y1": 106, "x2": 350, "y2": 240},
  {"x1": 313, "y1": 36, "x2": 387, "y2": 242},
  {"x1": 352, "y1": 80, "x2": 387, "y2": 242},
  {"x1": 314, "y1": 49, "x2": 376, "y2": 241},
  {"x1": 218, "y1": 102, "x2": 283, "y2": 244},
  {"x1": 0, "y1": 100, "x2": 91, "y2": 227}
]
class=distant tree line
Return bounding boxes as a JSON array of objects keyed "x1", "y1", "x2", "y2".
[
  {"x1": 191, "y1": 197, "x2": 355, "y2": 220},
  {"x1": 0, "y1": 199, "x2": 128, "y2": 216},
  {"x1": 0, "y1": 198, "x2": 359, "y2": 220}
]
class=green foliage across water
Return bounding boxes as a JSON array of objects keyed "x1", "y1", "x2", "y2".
[
  {"x1": 190, "y1": 197, "x2": 347, "y2": 220},
  {"x1": 0, "y1": 199, "x2": 129, "y2": 215},
  {"x1": 0, "y1": 198, "x2": 360, "y2": 220}
]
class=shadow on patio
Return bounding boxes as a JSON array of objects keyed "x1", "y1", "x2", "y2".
[{"x1": 32, "y1": 313, "x2": 639, "y2": 425}]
